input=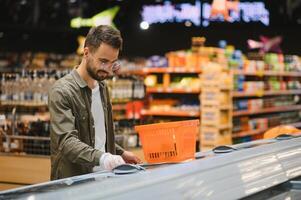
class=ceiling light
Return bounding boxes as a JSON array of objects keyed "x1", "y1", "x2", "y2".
[{"x1": 140, "y1": 21, "x2": 149, "y2": 30}]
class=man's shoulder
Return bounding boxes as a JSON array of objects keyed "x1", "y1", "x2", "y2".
[{"x1": 51, "y1": 73, "x2": 78, "y2": 93}]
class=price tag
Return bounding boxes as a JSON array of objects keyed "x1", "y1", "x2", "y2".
[
  {"x1": 166, "y1": 88, "x2": 172, "y2": 92},
  {"x1": 189, "y1": 111, "x2": 197, "y2": 116},
  {"x1": 157, "y1": 88, "x2": 163, "y2": 92},
  {"x1": 255, "y1": 90, "x2": 264, "y2": 97},
  {"x1": 0, "y1": 114, "x2": 6, "y2": 121},
  {"x1": 256, "y1": 70, "x2": 264, "y2": 77}
]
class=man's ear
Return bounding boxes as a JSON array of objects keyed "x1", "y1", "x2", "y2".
[{"x1": 83, "y1": 47, "x2": 89, "y2": 58}]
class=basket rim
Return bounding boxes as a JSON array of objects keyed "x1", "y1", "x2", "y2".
[{"x1": 134, "y1": 119, "x2": 199, "y2": 132}]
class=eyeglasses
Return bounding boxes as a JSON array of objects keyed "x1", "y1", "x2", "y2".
[
  {"x1": 99, "y1": 60, "x2": 121, "y2": 73},
  {"x1": 90, "y1": 54, "x2": 121, "y2": 75}
]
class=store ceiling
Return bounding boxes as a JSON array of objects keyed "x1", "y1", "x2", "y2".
[
  {"x1": 0, "y1": 0, "x2": 300, "y2": 56},
  {"x1": 0, "y1": 0, "x2": 300, "y2": 28}
]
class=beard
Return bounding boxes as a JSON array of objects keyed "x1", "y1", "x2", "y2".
[{"x1": 86, "y1": 63, "x2": 109, "y2": 81}]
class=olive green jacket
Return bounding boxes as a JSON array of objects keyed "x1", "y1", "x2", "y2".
[{"x1": 48, "y1": 69, "x2": 124, "y2": 180}]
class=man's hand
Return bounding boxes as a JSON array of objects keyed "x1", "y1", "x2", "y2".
[
  {"x1": 121, "y1": 151, "x2": 142, "y2": 164},
  {"x1": 100, "y1": 153, "x2": 125, "y2": 170}
]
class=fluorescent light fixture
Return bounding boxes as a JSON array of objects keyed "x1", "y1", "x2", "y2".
[{"x1": 140, "y1": 21, "x2": 149, "y2": 30}]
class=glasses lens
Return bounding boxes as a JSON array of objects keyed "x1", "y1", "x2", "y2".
[{"x1": 112, "y1": 61, "x2": 121, "y2": 71}]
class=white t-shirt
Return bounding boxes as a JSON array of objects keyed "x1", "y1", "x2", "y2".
[{"x1": 91, "y1": 84, "x2": 106, "y2": 153}]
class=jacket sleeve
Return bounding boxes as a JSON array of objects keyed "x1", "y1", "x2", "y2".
[
  {"x1": 115, "y1": 143, "x2": 124, "y2": 156},
  {"x1": 49, "y1": 86, "x2": 103, "y2": 166}
]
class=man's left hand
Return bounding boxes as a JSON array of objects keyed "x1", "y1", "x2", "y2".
[{"x1": 121, "y1": 151, "x2": 142, "y2": 164}]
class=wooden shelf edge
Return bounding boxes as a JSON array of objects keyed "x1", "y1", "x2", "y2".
[
  {"x1": 233, "y1": 105, "x2": 301, "y2": 116},
  {"x1": 0, "y1": 102, "x2": 48, "y2": 107},
  {"x1": 232, "y1": 128, "x2": 267, "y2": 138},
  {"x1": 141, "y1": 109, "x2": 200, "y2": 117},
  {"x1": 128, "y1": 67, "x2": 202, "y2": 74},
  {"x1": 146, "y1": 87, "x2": 200, "y2": 94},
  {"x1": 232, "y1": 70, "x2": 301, "y2": 77},
  {"x1": 5, "y1": 135, "x2": 50, "y2": 141},
  {"x1": 112, "y1": 104, "x2": 127, "y2": 111},
  {"x1": 233, "y1": 90, "x2": 301, "y2": 97},
  {"x1": 232, "y1": 121, "x2": 301, "y2": 138}
]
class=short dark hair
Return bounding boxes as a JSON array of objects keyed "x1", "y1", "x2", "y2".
[{"x1": 84, "y1": 25, "x2": 123, "y2": 51}]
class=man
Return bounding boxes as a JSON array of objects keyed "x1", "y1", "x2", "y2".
[{"x1": 48, "y1": 25, "x2": 141, "y2": 180}]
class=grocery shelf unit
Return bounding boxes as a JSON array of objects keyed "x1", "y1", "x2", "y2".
[
  {"x1": 140, "y1": 65, "x2": 201, "y2": 120},
  {"x1": 137, "y1": 38, "x2": 207, "y2": 148},
  {"x1": 0, "y1": 103, "x2": 51, "y2": 189},
  {"x1": 231, "y1": 54, "x2": 301, "y2": 143},
  {"x1": 140, "y1": 67, "x2": 202, "y2": 117},
  {"x1": 132, "y1": 46, "x2": 301, "y2": 150},
  {"x1": 185, "y1": 48, "x2": 301, "y2": 147},
  {"x1": 138, "y1": 63, "x2": 203, "y2": 151},
  {"x1": 0, "y1": 67, "x2": 51, "y2": 189},
  {"x1": 107, "y1": 75, "x2": 146, "y2": 149},
  {"x1": 232, "y1": 77, "x2": 301, "y2": 142},
  {"x1": 0, "y1": 67, "x2": 67, "y2": 189},
  {"x1": 200, "y1": 52, "x2": 233, "y2": 150}
]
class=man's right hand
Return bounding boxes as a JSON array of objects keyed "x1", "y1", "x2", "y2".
[{"x1": 99, "y1": 153, "x2": 125, "y2": 170}]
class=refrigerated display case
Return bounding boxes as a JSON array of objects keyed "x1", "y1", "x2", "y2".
[{"x1": 1, "y1": 135, "x2": 301, "y2": 199}]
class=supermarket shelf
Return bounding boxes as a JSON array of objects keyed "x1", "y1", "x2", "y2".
[
  {"x1": 141, "y1": 109, "x2": 200, "y2": 117},
  {"x1": 113, "y1": 116, "x2": 132, "y2": 121},
  {"x1": 132, "y1": 67, "x2": 202, "y2": 74},
  {"x1": 0, "y1": 102, "x2": 48, "y2": 108},
  {"x1": 112, "y1": 99, "x2": 132, "y2": 104},
  {"x1": 4, "y1": 135, "x2": 50, "y2": 141},
  {"x1": 146, "y1": 87, "x2": 200, "y2": 94},
  {"x1": 0, "y1": 68, "x2": 21, "y2": 73},
  {"x1": 121, "y1": 70, "x2": 147, "y2": 76},
  {"x1": 232, "y1": 70, "x2": 301, "y2": 77},
  {"x1": 233, "y1": 105, "x2": 301, "y2": 117},
  {"x1": 219, "y1": 124, "x2": 233, "y2": 129},
  {"x1": 201, "y1": 123, "x2": 232, "y2": 129},
  {"x1": 221, "y1": 86, "x2": 233, "y2": 90},
  {"x1": 112, "y1": 104, "x2": 127, "y2": 111},
  {"x1": 232, "y1": 128, "x2": 267, "y2": 138},
  {"x1": 232, "y1": 121, "x2": 301, "y2": 138},
  {"x1": 233, "y1": 90, "x2": 301, "y2": 97},
  {"x1": 220, "y1": 105, "x2": 233, "y2": 110},
  {"x1": 112, "y1": 98, "x2": 144, "y2": 104}
]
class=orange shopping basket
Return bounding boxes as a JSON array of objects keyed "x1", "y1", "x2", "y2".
[{"x1": 135, "y1": 119, "x2": 199, "y2": 164}]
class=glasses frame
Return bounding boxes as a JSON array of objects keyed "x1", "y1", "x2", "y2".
[{"x1": 90, "y1": 53, "x2": 121, "y2": 75}]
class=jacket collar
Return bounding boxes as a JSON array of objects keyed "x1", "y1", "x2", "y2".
[
  {"x1": 72, "y1": 68, "x2": 88, "y2": 88},
  {"x1": 72, "y1": 68, "x2": 105, "y2": 88}
]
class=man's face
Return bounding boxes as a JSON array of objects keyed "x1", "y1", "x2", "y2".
[{"x1": 85, "y1": 43, "x2": 120, "y2": 81}]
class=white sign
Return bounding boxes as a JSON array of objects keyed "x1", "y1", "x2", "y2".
[
  {"x1": 141, "y1": 1, "x2": 270, "y2": 27},
  {"x1": 202, "y1": 2, "x2": 270, "y2": 26},
  {"x1": 141, "y1": 1, "x2": 201, "y2": 26}
]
